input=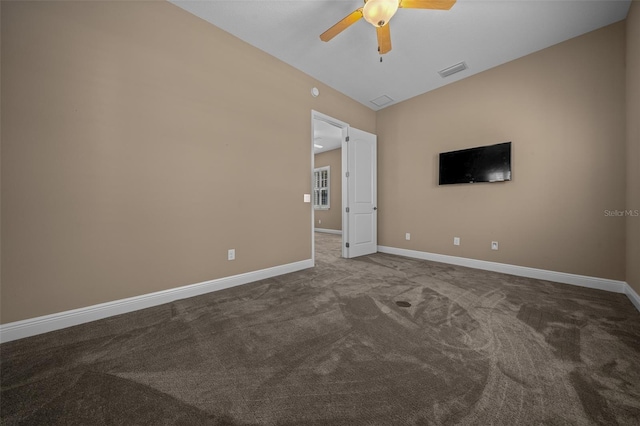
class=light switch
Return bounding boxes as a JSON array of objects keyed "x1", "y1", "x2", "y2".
[{"x1": 304, "y1": 194, "x2": 311, "y2": 203}]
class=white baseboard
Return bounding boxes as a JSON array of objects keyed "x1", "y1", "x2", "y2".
[
  {"x1": 0, "y1": 259, "x2": 313, "y2": 344},
  {"x1": 315, "y1": 228, "x2": 342, "y2": 235},
  {"x1": 624, "y1": 283, "x2": 640, "y2": 312},
  {"x1": 3, "y1": 251, "x2": 637, "y2": 345},
  {"x1": 377, "y1": 246, "x2": 633, "y2": 301}
]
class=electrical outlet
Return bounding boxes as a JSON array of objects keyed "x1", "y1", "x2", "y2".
[
  {"x1": 318, "y1": 219, "x2": 321, "y2": 224},
  {"x1": 491, "y1": 241, "x2": 499, "y2": 250},
  {"x1": 405, "y1": 233, "x2": 411, "y2": 241},
  {"x1": 454, "y1": 237, "x2": 460, "y2": 246},
  {"x1": 228, "y1": 249, "x2": 236, "y2": 260}
]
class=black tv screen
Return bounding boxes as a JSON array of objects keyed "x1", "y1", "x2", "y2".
[{"x1": 439, "y1": 142, "x2": 512, "y2": 185}]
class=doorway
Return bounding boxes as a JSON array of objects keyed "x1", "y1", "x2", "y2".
[
  {"x1": 311, "y1": 111, "x2": 347, "y2": 263},
  {"x1": 311, "y1": 111, "x2": 378, "y2": 262}
]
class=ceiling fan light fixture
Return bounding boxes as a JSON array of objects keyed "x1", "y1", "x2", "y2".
[{"x1": 363, "y1": 0, "x2": 399, "y2": 27}]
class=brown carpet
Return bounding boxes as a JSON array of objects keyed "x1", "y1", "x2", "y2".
[{"x1": 1, "y1": 232, "x2": 640, "y2": 425}]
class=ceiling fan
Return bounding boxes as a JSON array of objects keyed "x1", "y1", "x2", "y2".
[{"x1": 320, "y1": 0, "x2": 456, "y2": 54}]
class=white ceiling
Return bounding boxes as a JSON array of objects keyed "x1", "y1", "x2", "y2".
[
  {"x1": 313, "y1": 119, "x2": 344, "y2": 153},
  {"x1": 170, "y1": 0, "x2": 630, "y2": 111}
]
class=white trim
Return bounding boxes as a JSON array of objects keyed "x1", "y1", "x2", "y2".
[
  {"x1": 315, "y1": 228, "x2": 342, "y2": 235},
  {"x1": 624, "y1": 283, "x2": 640, "y2": 312},
  {"x1": 341, "y1": 133, "x2": 349, "y2": 258},
  {"x1": 0, "y1": 259, "x2": 313, "y2": 343},
  {"x1": 310, "y1": 112, "x2": 316, "y2": 265},
  {"x1": 377, "y1": 245, "x2": 629, "y2": 295},
  {"x1": 312, "y1": 110, "x2": 349, "y2": 131}
]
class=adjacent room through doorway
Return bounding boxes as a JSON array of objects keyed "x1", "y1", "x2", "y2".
[{"x1": 311, "y1": 111, "x2": 378, "y2": 261}]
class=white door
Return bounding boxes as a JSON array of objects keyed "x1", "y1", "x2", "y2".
[{"x1": 344, "y1": 128, "x2": 377, "y2": 258}]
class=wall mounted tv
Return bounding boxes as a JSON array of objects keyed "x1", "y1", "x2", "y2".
[{"x1": 439, "y1": 142, "x2": 512, "y2": 185}]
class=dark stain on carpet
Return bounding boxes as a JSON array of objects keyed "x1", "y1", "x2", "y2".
[
  {"x1": 516, "y1": 304, "x2": 582, "y2": 361},
  {"x1": 3, "y1": 370, "x2": 235, "y2": 426},
  {"x1": 569, "y1": 370, "x2": 618, "y2": 426}
]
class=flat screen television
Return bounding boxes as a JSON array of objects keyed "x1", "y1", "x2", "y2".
[{"x1": 439, "y1": 142, "x2": 511, "y2": 185}]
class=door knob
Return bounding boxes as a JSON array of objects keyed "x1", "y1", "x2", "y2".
[{"x1": 373, "y1": 207, "x2": 377, "y2": 210}]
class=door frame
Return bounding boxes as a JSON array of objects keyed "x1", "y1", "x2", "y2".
[{"x1": 311, "y1": 110, "x2": 349, "y2": 263}]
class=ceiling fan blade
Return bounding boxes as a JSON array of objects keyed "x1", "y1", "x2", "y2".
[
  {"x1": 376, "y1": 24, "x2": 392, "y2": 54},
  {"x1": 399, "y1": 0, "x2": 456, "y2": 10},
  {"x1": 320, "y1": 8, "x2": 364, "y2": 42}
]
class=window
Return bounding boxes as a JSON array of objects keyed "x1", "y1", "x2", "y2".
[{"x1": 313, "y1": 166, "x2": 330, "y2": 209}]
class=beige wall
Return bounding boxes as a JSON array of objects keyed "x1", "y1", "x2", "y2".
[
  {"x1": 314, "y1": 149, "x2": 342, "y2": 231},
  {"x1": 1, "y1": 1, "x2": 636, "y2": 326},
  {"x1": 377, "y1": 22, "x2": 627, "y2": 280},
  {"x1": 0, "y1": 1, "x2": 375, "y2": 323},
  {"x1": 627, "y1": 1, "x2": 640, "y2": 295}
]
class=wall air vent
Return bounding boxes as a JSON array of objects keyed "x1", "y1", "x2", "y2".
[
  {"x1": 370, "y1": 95, "x2": 394, "y2": 108},
  {"x1": 438, "y1": 61, "x2": 467, "y2": 78}
]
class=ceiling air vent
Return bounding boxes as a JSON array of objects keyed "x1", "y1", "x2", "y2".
[
  {"x1": 370, "y1": 95, "x2": 394, "y2": 108},
  {"x1": 438, "y1": 61, "x2": 467, "y2": 78}
]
